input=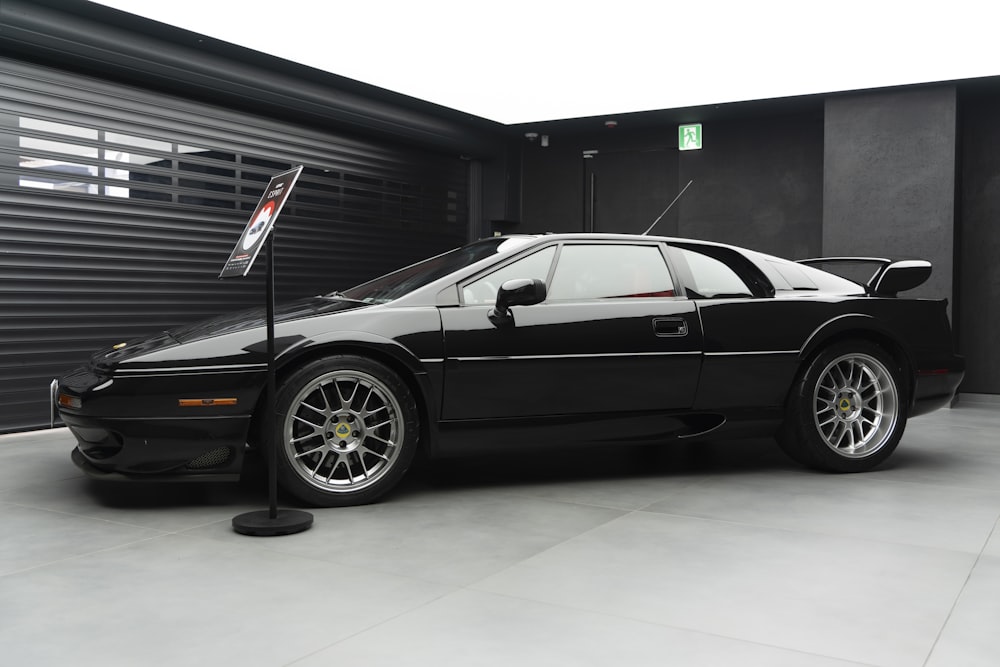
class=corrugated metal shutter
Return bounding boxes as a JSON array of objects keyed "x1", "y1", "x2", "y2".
[{"x1": 0, "y1": 58, "x2": 469, "y2": 433}]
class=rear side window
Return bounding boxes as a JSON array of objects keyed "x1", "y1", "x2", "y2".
[
  {"x1": 547, "y1": 244, "x2": 675, "y2": 300},
  {"x1": 672, "y1": 247, "x2": 753, "y2": 298}
]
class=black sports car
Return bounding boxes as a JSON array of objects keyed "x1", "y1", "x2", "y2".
[{"x1": 54, "y1": 234, "x2": 964, "y2": 506}]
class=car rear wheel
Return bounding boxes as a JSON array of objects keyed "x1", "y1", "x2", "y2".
[
  {"x1": 273, "y1": 356, "x2": 418, "y2": 507},
  {"x1": 779, "y1": 341, "x2": 907, "y2": 472}
]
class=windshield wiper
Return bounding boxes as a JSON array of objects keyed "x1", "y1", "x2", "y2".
[{"x1": 321, "y1": 292, "x2": 369, "y2": 303}]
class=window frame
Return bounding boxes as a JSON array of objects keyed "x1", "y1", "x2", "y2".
[
  {"x1": 666, "y1": 242, "x2": 775, "y2": 299},
  {"x1": 458, "y1": 240, "x2": 685, "y2": 306}
]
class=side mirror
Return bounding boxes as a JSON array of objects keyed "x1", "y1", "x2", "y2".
[{"x1": 488, "y1": 278, "x2": 546, "y2": 328}]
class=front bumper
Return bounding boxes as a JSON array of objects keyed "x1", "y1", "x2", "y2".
[
  {"x1": 55, "y1": 362, "x2": 261, "y2": 480},
  {"x1": 62, "y1": 411, "x2": 250, "y2": 478},
  {"x1": 71, "y1": 446, "x2": 241, "y2": 482}
]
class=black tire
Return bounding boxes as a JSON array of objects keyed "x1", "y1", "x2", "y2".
[
  {"x1": 272, "y1": 355, "x2": 419, "y2": 507},
  {"x1": 778, "y1": 340, "x2": 907, "y2": 472}
]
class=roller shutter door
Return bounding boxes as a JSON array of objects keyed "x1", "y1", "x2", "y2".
[{"x1": 0, "y1": 58, "x2": 469, "y2": 433}]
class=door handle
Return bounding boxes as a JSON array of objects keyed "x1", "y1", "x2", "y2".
[{"x1": 653, "y1": 317, "x2": 688, "y2": 337}]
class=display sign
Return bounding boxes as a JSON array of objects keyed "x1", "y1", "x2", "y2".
[
  {"x1": 219, "y1": 166, "x2": 303, "y2": 278},
  {"x1": 679, "y1": 124, "x2": 703, "y2": 151}
]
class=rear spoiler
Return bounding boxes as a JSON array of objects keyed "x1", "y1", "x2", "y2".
[{"x1": 796, "y1": 257, "x2": 932, "y2": 297}]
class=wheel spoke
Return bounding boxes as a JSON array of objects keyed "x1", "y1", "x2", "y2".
[
  {"x1": 359, "y1": 445, "x2": 390, "y2": 463},
  {"x1": 316, "y1": 383, "x2": 336, "y2": 412},
  {"x1": 300, "y1": 400, "x2": 327, "y2": 417},
  {"x1": 818, "y1": 413, "x2": 839, "y2": 428},
  {"x1": 324, "y1": 453, "x2": 343, "y2": 483},
  {"x1": 363, "y1": 404, "x2": 389, "y2": 420},
  {"x1": 336, "y1": 379, "x2": 359, "y2": 409},
  {"x1": 306, "y1": 449, "x2": 329, "y2": 476},
  {"x1": 852, "y1": 362, "x2": 866, "y2": 390},
  {"x1": 359, "y1": 384, "x2": 375, "y2": 411},
  {"x1": 292, "y1": 414, "x2": 322, "y2": 429},
  {"x1": 367, "y1": 417, "x2": 393, "y2": 431},
  {"x1": 294, "y1": 443, "x2": 327, "y2": 458},
  {"x1": 357, "y1": 449, "x2": 370, "y2": 479},
  {"x1": 365, "y1": 433, "x2": 396, "y2": 448},
  {"x1": 290, "y1": 433, "x2": 320, "y2": 446}
]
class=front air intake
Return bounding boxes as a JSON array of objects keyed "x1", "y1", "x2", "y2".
[{"x1": 185, "y1": 447, "x2": 233, "y2": 470}]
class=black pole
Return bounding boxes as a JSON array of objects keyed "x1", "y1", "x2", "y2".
[
  {"x1": 232, "y1": 233, "x2": 313, "y2": 536},
  {"x1": 266, "y1": 235, "x2": 278, "y2": 519}
]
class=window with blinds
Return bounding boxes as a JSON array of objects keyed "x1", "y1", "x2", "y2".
[{"x1": 0, "y1": 57, "x2": 469, "y2": 433}]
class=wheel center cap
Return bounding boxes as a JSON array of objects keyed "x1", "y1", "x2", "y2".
[
  {"x1": 837, "y1": 390, "x2": 862, "y2": 421},
  {"x1": 325, "y1": 416, "x2": 361, "y2": 451}
]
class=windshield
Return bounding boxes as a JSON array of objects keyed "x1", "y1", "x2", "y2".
[{"x1": 337, "y1": 236, "x2": 537, "y2": 304}]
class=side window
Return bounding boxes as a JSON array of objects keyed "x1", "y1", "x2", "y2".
[
  {"x1": 547, "y1": 244, "x2": 675, "y2": 300},
  {"x1": 462, "y1": 246, "x2": 556, "y2": 305},
  {"x1": 674, "y1": 247, "x2": 752, "y2": 298}
]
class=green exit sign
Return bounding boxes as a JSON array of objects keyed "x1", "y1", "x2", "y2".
[{"x1": 679, "y1": 124, "x2": 702, "y2": 150}]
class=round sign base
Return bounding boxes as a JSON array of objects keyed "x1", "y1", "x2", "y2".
[{"x1": 232, "y1": 509, "x2": 314, "y2": 536}]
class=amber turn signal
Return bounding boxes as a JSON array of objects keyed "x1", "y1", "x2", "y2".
[{"x1": 178, "y1": 398, "x2": 238, "y2": 407}]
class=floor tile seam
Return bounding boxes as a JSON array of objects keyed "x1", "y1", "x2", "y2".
[
  {"x1": 234, "y1": 535, "x2": 469, "y2": 588},
  {"x1": 497, "y1": 487, "x2": 671, "y2": 512},
  {"x1": 0, "y1": 474, "x2": 86, "y2": 496},
  {"x1": 231, "y1": 507, "x2": 635, "y2": 592},
  {"x1": 922, "y1": 537, "x2": 997, "y2": 666},
  {"x1": 280, "y1": 586, "x2": 461, "y2": 667},
  {"x1": 0, "y1": 533, "x2": 167, "y2": 579},
  {"x1": 0, "y1": 428, "x2": 70, "y2": 442},
  {"x1": 632, "y1": 480, "x2": 704, "y2": 512},
  {"x1": 862, "y1": 473, "x2": 1000, "y2": 498},
  {"x1": 459, "y1": 586, "x2": 878, "y2": 666},
  {"x1": 631, "y1": 508, "x2": 988, "y2": 556},
  {"x1": 436, "y1": 508, "x2": 643, "y2": 589},
  {"x1": 0, "y1": 499, "x2": 177, "y2": 534}
]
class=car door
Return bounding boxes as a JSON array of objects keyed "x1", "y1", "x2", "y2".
[{"x1": 439, "y1": 241, "x2": 703, "y2": 420}]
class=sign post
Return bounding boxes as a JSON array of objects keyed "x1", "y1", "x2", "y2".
[{"x1": 226, "y1": 166, "x2": 314, "y2": 536}]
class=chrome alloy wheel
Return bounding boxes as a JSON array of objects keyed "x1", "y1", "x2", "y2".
[
  {"x1": 283, "y1": 369, "x2": 404, "y2": 494},
  {"x1": 812, "y1": 352, "x2": 899, "y2": 458}
]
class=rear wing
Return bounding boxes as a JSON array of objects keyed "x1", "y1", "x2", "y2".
[{"x1": 796, "y1": 257, "x2": 932, "y2": 297}]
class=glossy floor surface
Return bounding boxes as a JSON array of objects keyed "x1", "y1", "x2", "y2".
[{"x1": 1, "y1": 399, "x2": 998, "y2": 666}]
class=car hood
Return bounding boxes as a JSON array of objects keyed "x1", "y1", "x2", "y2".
[
  {"x1": 92, "y1": 296, "x2": 370, "y2": 369},
  {"x1": 169, "y1": 296, "x2": 369, "y2": 343}
]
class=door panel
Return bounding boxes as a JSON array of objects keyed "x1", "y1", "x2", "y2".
[{"x1": 440, "y1": 299, "x2": 702, "y2": 420}]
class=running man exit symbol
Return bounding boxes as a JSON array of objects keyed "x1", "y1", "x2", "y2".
[{"x1": 679, "y1": 124, "x2": 702, "y2": 151}]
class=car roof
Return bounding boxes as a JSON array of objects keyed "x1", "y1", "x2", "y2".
[{"x1": 498, "y1": 232, "x2": 742, "y2": 250}]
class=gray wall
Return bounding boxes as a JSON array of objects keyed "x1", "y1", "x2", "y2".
[
  {"x1": 823, "y1": 87, "x2": 957, "y2": 303},
  {"x1": 959, "y1": 92, "x2": 1000, "y2": 393}
]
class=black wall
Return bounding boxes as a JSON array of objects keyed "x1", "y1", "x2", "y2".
[
  {"x1": 517, "y1": 111, "x2": 825, "y2": 260},
  {"x1": 676, "y1": 114, "x2": 824, "y2": 259}
]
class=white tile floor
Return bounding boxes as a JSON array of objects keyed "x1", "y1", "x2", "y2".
[{"x1": 1, "y1": 400, "x2": 998, "y2": 666}]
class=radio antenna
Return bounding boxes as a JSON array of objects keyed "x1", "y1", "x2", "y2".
[{"x1": 642, "y1": 179, "x2": 693, "y2": 236}]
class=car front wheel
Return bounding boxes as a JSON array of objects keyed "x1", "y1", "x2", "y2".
[
  {"x1": 273, "y1": 355, "x2": 419, "y2": 507},
  {"x1": 779, "y1": 341, "x2": 907, "y2": 472}
]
